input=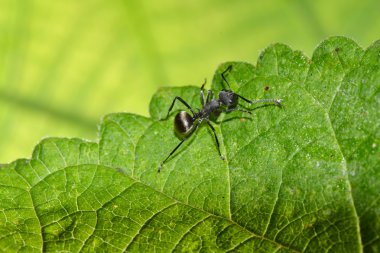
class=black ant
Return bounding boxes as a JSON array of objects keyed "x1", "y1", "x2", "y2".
[{"x1": 158, "y1": 65, "x2": 282, "y2": 172}]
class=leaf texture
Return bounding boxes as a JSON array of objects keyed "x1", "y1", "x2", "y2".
[{"x1": 0, "y1": 37, "x2": 379, "y2": 252}]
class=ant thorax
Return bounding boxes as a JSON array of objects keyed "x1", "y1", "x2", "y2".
[{"x1": 200, "y1": 99, "x2": 221, "y2": 116}]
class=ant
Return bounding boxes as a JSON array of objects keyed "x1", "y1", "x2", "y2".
[{"x1": 158, "y1": 65, "x2": 282, "y2": 172}]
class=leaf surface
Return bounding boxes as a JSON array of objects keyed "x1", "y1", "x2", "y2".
[{"x1": 1, "y1": 37, "x2": 379, "y2": 252}]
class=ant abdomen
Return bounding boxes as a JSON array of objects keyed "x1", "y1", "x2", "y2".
[{"x1": 174, "y1": 111, "x2": 194, "y2": 137}]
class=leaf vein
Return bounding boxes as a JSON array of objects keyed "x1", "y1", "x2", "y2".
[
  {"x1": 171, "y1": 214, "x2": 212, "y2": 251},
  {"x1": 123, "y1": 202, "x2": 177, "y2": 252}
]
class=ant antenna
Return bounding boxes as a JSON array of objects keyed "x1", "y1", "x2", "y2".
[
  {"x1": 222, "y1": 65, "x2": 283, "y2": 107},
  {"x1": 251, "y1": 98, "x2": 283, "y2": 107}
]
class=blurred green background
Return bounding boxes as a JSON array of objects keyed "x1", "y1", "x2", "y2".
[{"x1": 1, "y1": 0, "x2": 379, "y2": 163}]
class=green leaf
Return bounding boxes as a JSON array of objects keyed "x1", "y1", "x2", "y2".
[
  {"x1": 1, "y1": 37, "x2": 379, "y2": 252},
  {"x1": 252, "y1": 36, "x2": 380, "y2": 252}
]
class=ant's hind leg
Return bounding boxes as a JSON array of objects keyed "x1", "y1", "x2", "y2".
[
  {"x1": 206, "y1": 120, "x2": 224, "y2": 160},
  {"x1": 158, "y1": 121, "x2": 200, "y2": 172},
  {"x1": 158, "y1": 137, "x2": 187, "y2": 172}
]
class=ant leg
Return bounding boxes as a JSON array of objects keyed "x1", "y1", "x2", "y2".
[
  {"x1": 221, "y1": 65, "x2": 233, "y2": 89},
  {"x1": 206, "y1": 89, "x2": 212, "y2": 103},
  {"x1": 200, "y1": 79, "x2": 207, "y2": 106},
  {"x1": 222, "y1": 66, "x2": 253, "y2": 103},
  {"x1": 225, "y1": 108, "x2": 252, "y2": 114},
  {"x1": 158, "y1": 120, "x2": 201, "y2": 172},
  {"x1": 206, "y1": 120, "x2": 224, "y2": 160},
  {"x1": 221, "y1": 65, "x2": 233, "y2": 90},
  {"x1": 166, "y1": 96, "x2": 196, "y2": 118}
]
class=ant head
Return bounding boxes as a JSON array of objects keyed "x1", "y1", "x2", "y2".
[
  {"x1": 219, "y1": 90, "x2": 238, "y2": 107},
  {"x1": 174, "y1": 111, "x2": 194, "y2": 137}
]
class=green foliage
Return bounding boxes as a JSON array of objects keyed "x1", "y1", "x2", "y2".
[
  {"x1": 0, "y1": 37, "x2": 379, "y2": 252},
  {"x1": 3, "y1": 0, "x2": 380, "y2": 164}
]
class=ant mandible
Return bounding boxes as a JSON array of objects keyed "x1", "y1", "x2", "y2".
[{"x1": 158, "y1": 65, "x2": 282, "y2": 172}]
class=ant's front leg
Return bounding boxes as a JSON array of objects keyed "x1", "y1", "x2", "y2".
[
  {"x1": 166, "y1": 96, "x2": 196, "y2": 119},
  {"x1": 158, "y1": 120, "x2": 201, "y2": 172}
]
